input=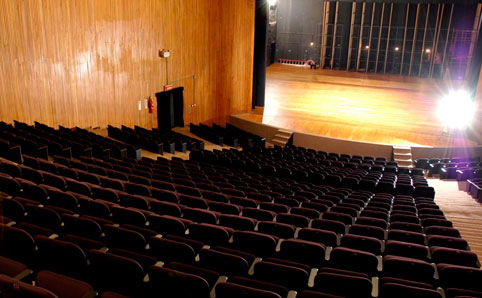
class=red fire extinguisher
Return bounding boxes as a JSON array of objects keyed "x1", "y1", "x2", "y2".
[{"x1": 148, "y1": 96, "x2": 154, "y2": 114}]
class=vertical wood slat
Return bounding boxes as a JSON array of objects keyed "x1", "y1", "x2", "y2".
[
  {"x1": 384, "y1": 3, "x2": 394, "y2": 73},
  {"x1": 321, "y1": 0, "x2": 330, "y2": 69},
  {"x1": 0, "y1": 0, "x2": 255, "y2": 128},
  {"x1": 400, "y1": 3, "x2": 411, "y2": 75},
  {"x1": 430, "y1": 4, "x2": 444, "y2": 78},
  {"x1": 465, "y1": 4, "x2": 482, "y2": 80},
  {"x1": 408, "y1": 4, "x2": 421, "y2": 76},
  {"x1": 419, "y1": 4, "x2": 431, "y2": 77},
  {"x1": 356, "y1": 2, "x2": 367, "y2": 72},
  {"x1": 330, "y1": 1, "x2": 339, "y2": 69},
  {"x1": 346, "y1": 2, "x2": 357, "y2": 71},
  {"x1": 441, "y1": 4, "x2": 454, "y2": 79},
  {"x1": 366, "y1": 3, "x2": 376, "y2": 72},
  {"x1": 375, "y1": 3, "x2": 385, "y2": 73}
]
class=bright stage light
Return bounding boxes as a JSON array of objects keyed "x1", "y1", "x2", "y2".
[
  {"x1": 394, "y1": 47, "x2": 400, "y2": 51},
  {"x1": 437, "y1": 90, "x2": 475, "y2": 129},
  {"x1": 425, "y1": 48, "x2": 431, "y2": 53},
  {"x1": 365, "y1": 45, "x2": 370, "y2": 49},
  {"x1": 268, "y1": 0, "x2": 277, "y2": 6}
]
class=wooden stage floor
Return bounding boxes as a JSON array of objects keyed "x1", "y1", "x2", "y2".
[{"x1": 237, "y1": 64, "x2": 479, "y2": 147}]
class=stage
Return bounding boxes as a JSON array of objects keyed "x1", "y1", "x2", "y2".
[{"x1": 237, "y1": 64, "x2": 479, "y2": 147}]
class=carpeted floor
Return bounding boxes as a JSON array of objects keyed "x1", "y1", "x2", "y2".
[{"x1": 431, "y1": 178, "x2": 482, "y2": 258}]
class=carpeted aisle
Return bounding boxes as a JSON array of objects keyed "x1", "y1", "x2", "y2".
[{"x1": 431, "y1": 178, "x2": 482, "y2": 258}]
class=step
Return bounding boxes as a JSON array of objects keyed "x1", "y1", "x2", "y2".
[
  {"x1": 271, "y1": 139, "x2": 288, "y2": 147},
  {"x1": 274, "y1": 133, "x2": 291, "y2": 140},
  {"x1": 395, "y1": 160, "x2": 413, "y2": 167},
  {"x1": 278, "y1": 129, "x2": 293, "y2": 135},
  {"x1": 393, "y1": 146, "x2": 411, "y2": 154},
  {"x1": 394, "y1": 152, "x2": 412, "y2": 159}
]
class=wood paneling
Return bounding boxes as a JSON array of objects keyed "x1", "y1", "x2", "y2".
[{"x1": 0, "y1": 0, "x2": 254, "y2": 129}]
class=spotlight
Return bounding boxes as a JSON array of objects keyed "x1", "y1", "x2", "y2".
[
  {"x1": 268, "y1": 0, "x2": 277, "y2": 6},
  {"x1": 425, "y1": 48, "x2": 431, "y2": 53},
  {"x1": 394, "y1": 47, "x2": 400, "y2": 51},
  {"x1": 365, "y1": 45, "x2": 370, "y2": 49},
  {"x1": 310, "y1": 42, "x2": 314, "y2": 46},
  {"x1": 437, "y1": 90, "x2": 475, "y2": 129}
]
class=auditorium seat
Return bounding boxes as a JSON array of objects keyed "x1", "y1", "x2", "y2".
[
  {"x1": 188, "y1": 223, "x2": 233, "y2": 246},
  {"x1": 278, "y1": 238, "x2": 326, "y2": 267},
  {"x1": 425, "y1": 226, "x2": 461, "y2": 238},
  {"x1": 215, "y1": 282, "x2": 282, "y2": 298},
  {"x1": 426, "y1": 235, "x2": 469, "y2": 250},
  {"x1": 148, "y1": 265, "x2": 211, "y2": 298},
  {"x1": 387, "y1": 229, "x2": 426, "y2": 245},
  {"x1": 349, "y1": 224, "x2": 386, "y2": 240},
  {"x1": 383, "y1": 255, "x2": 435, "y2": 283},
  {"x1": 340, "y1": 234, "x2": 382, "y2": 255},
  {"x1": 356, "y1": 216, "x2": 388, "y2": 229},
  {"x1": 165, "y1": 261, "x2": 220, "y2": 290},
  {"x1": 198, "y1": 248, "x2": 250, "y2": 277},
  {"x1": 384, "y1": 240, "x2": 429, "y2": 260},
  {"x1": 148, "y1": 214, "x2": 188, "y2": 236},
  {"x1": 379, "y1": 282, "x2": 442, "y2": 298},
  {"x1": 149, "y1": 237, "x2": 196, "y2": 263},
  {"x1": 232, "y1": 231, "x2": 278, "y2": 257},
  {"x1": 242, "y1": 207, "x2": 276, "y2": 221},
  {"x1": 311, "y1": 218, "x2": 346, "y2": 234},
  {"x1": 218, "y1": 214, "x2": 256, "y2": 231},
  {"x1": 0, "y1": 256, "x2": 31, "y2": 279},
  {"x1": 89, "y1": 250, "x2": 145, "y2": 297},
  {"x1": 437, "y1": 263, "x2": 482, "y2": 294},
  {"x1": 0, "y1": 274, "x2": 58, "y2": 298},
  {"x1": 389, "y1": 221, "x2": 423, "y2": 233},
  {"x1": 257, "y1": 221, "x2": 296, "y2": 239},
  {"x1": 111, "y1": 206, "x2": 147, "y2": 226},
  {"x1": 36, "y1": 270, "x2": 97, "y2": 298},
  {"x1": 61, "y1": 214, "x2": 103, "y2": 241},
  {"x1": 103, "y1": 225, "x2": 147, "y2": 253},
  {"x1": 253, "y1": 260, "x2": 309, "y2": 291},
  {"x1": 329, "y1": 247, "x2": 379, "y2": 276},
  {"x1": 430, "y1": 246, "x2": 480, "y2": 267},
  {"x1": 313, "y1": 269, "x2": 373, "y2": 298}
]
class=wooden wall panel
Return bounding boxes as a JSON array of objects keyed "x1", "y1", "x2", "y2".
[{"x1": 0, "y1": 0, "x2": 255, "y2": 129}]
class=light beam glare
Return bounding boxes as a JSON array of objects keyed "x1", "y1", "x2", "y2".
[{"x1": 437, "y1": 90, "x2": 475, "y2": 129}]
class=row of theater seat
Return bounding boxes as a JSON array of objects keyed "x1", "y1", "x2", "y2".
[
  {"x1": 1, "y1": 151, "x2": 481, "y2": 297},
  {"x1": 414, "y1": 157, "x2": 482, "y2": 178},
  {"x1": 0, "y1": 120, "x2": 145, "y2": 162},
  {"x1": 107, "y1": 125, "x2": 205, "y2": 155},
  {"x1": 466, "y1": 177, "x2": 482, "y2": 203},
  {"x1": 190, "y1": 148, "x2": 434, "y2": 199},
  {"x1": 189, "y1": 123, "x2": 266, "y2": 149}
]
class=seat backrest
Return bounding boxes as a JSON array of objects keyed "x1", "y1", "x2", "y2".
[
  {"x1": 280, "y1": 239, "x2": 326, "y2": 267},
  {"x1": 329, "y1": 247, "x2": 379, "y2": 276},
  {"x1": 215, "y1": 282, "x2": 282, "y2": 298},
  {"x1": 313, "y1": 271, "x2": 372, "y2": 298},
  {"x1": 36, "y1": 270, "x2": 95, "y2": 298},
  {"x1": 379, "y1": 282, "x2": 442, "y2": 298},
  {"x1": 254, "y1": 261, "x2": 309, "y2": 291},
  {"x1": 0, "y1": 274, "x2": 57, "y2": 298},
  {"x1": 88, "y1": 250, "x2": 144, "y2": 296},
  {"x1": 0, "y1": 256, "x2": 29, "y2": 278},
  {"x1": 148, "y1": 265, "x2": 211, "y2": 298}
]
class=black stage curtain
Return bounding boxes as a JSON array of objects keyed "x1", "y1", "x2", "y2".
[
  {"x1": 252, "y1": 0, "x2": 268, "y2": 108},
  {"x1": 156, "y1": 87, "x2": 184, "y2": 130}
]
